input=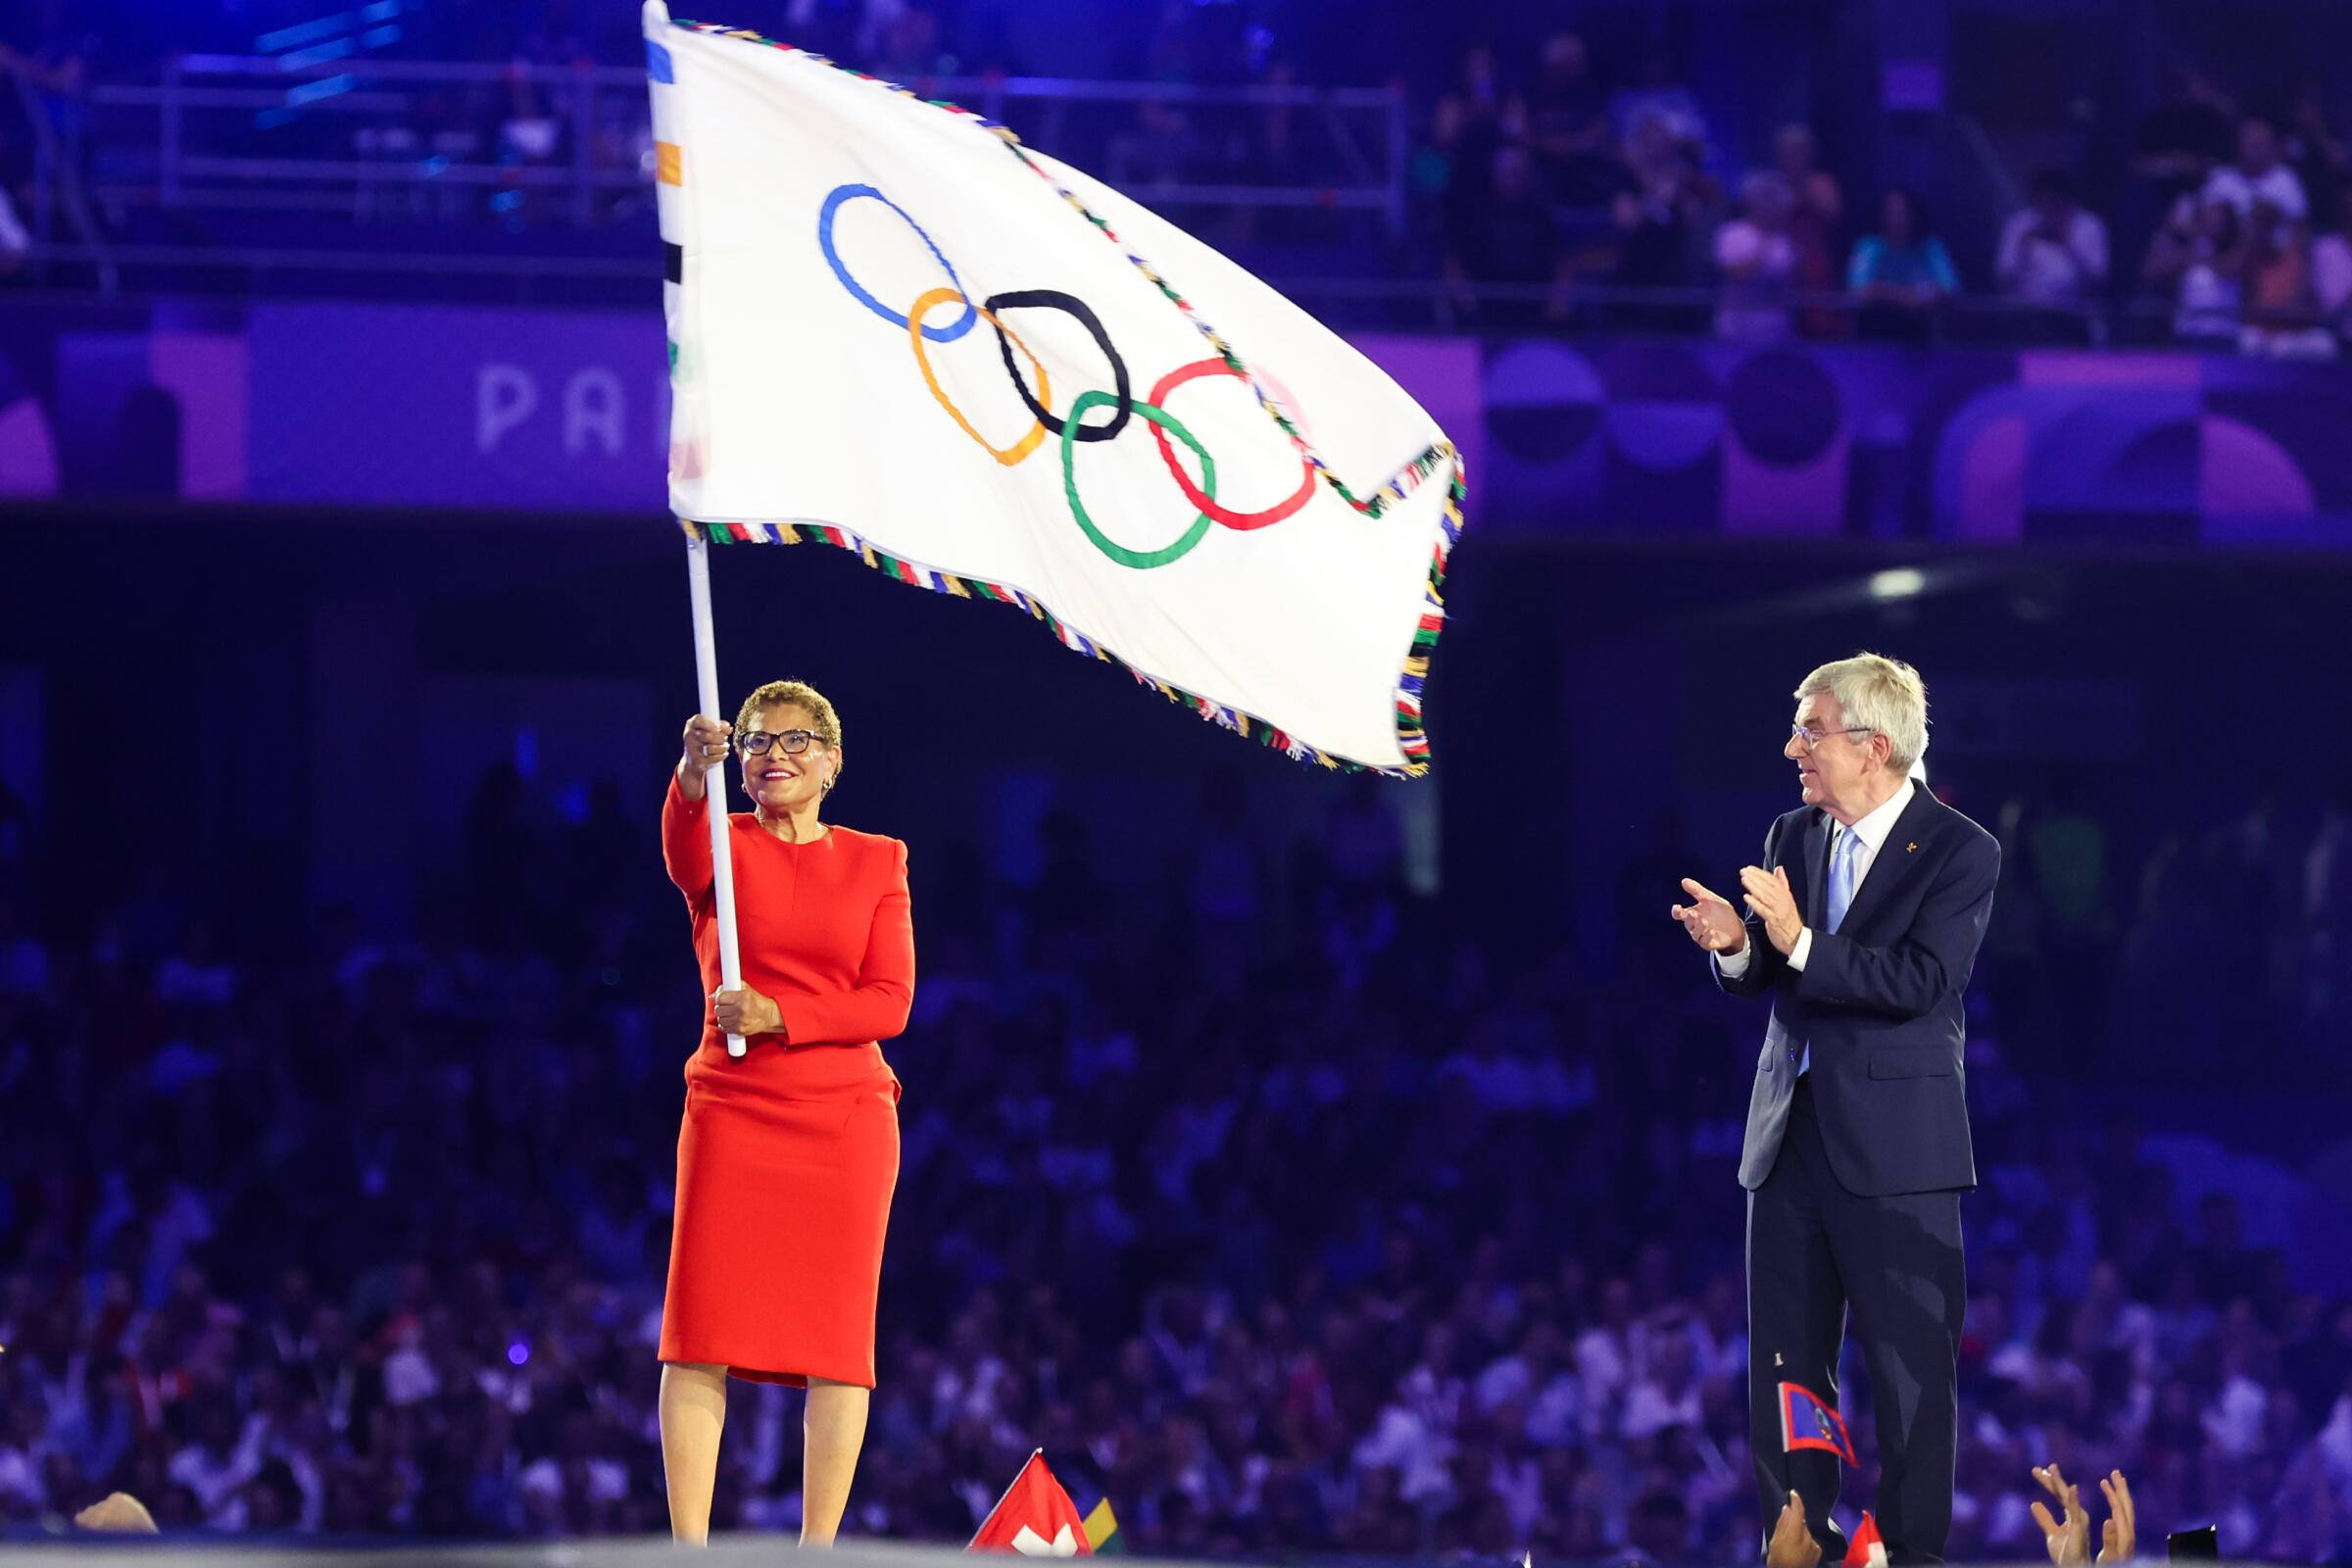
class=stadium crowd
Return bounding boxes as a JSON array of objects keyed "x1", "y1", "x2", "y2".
[
  {"x1": 16, "y1": 1, "x2": 2352, "y2": 350},
  {"x1": 1427, "y1": 37, "x2": 2352, "y2": 353},
  {"x1": 1, "y1": 766, "x2": 2350, "y2": 1557}
]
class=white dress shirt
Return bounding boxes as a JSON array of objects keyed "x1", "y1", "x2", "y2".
[
  {"x1": 1717, "y1": 777, "x2": 1916, "y2": 981},
  {"x1": 1996, "y1": 207, "x2": 2110, "y2": 306},
  {"x1": 2201, "y1": 163, "x2": 2310, "y2": 224}
]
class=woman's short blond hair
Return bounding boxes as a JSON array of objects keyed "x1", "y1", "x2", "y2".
[
  {"x1": 736, "y1": 679, "x2": 844, "y2": 790},
  {"x1": 1795, "y1": 653, "x2": 1929, "y2": 773}
]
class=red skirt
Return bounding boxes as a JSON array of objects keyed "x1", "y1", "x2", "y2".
[{"x1": 659, "y1": 1051, "x2": 901, "y2": 1388}]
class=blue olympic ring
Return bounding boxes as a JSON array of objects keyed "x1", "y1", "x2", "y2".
[{"x1": 817, "y1": 183, "x2": 977, "y2": 343}]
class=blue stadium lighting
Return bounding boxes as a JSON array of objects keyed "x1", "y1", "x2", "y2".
[
  {"x1": 284, "y1": 74, "x2": 357, "y2": 107},
  {"x1": 256, "y1": 11, "x2": 361, "y2": 54},
  {"x1": 276, "y1": 37, "x2": 358, "y2": 71},
  {"x1": 253, "y1": 3, "x2": 399, "y2": 125}
]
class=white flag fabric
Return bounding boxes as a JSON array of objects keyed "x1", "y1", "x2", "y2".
[{"x1": 646, "y1": 3, "x2": 1463, "y2": 772}]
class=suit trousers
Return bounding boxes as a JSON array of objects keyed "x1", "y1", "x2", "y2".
[{"x1": 1747, "y1": 1075, "x2": 1966, "y2": 1566}]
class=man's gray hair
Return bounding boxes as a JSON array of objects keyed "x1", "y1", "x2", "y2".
[{"x1": 1796, "y1": 653, "x2": 1929, "y2": 772}]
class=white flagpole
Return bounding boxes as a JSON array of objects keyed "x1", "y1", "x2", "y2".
[{"x1": 686, "y1": 531, "x2": 748, "y2": 1058}]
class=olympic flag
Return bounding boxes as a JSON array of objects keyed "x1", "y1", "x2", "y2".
[{"x1": 646, "y1": 2, "x2": 1462, "y2": 775}]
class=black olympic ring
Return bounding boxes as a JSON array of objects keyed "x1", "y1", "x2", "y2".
[{"x1": 983, "y1": 289, "x2": 1133, "y2": 443}]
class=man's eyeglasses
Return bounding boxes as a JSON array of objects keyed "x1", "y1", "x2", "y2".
[
  {"x1": 1789, "y1": 723, "x2": 1874, "y2": 751},
  {"x1": 738, "y1": 729, "x2": 823, "y2": 757}
]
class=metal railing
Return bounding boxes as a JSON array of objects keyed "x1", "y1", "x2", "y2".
[
  {"x1": 80, "y1": 54, "x2": 1407, "y2": 240},
  {"x1": 17, "y1": 237, "x2": 2346, "y2": 360}
]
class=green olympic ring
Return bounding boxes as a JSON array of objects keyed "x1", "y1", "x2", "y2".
[{"x1": 1059, "y1": 391, "x2": 1216, "y2": 569}]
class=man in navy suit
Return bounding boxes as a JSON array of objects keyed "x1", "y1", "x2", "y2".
[{"x1": 1672, "y1": 654, "x2": 1999, "y2": 1567}]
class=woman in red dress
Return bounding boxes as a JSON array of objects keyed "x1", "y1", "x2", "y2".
[{"x1": 658, "y1": 679, "x2": 912, "y2": 1546}]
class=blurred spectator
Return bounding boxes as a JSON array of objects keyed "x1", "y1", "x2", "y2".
[
  {"x1": 2202, "y1": 117, "x2": 2310, "y2": 230},
  {"x1": 1523, "y1": 33, "x2": 1615, "y2": 209},
  {"x1": 1997, "y1": 170, "x2": 2110, "y2": 341},
  {"x1": 1607, "y1": 42, "x2": 1709, "y2": 168},
  {"x1": 1420, "y1": 48, "x2": 1513, "y2": 248},
  {"x1": 1772, "y1": 124, "x2": 1845, "y2": 338},
  {"x1": 2239, "y1": 199, "x2": 2332, "y2": 359},
  {"x1": 2310, "y1": 187, "x2": 2352, "y2": 346},
  {"x1": 1848, "y1": 186, "x2": 1958, "y2": 341},
  {"x1": 1712, "y1": 171, "x2": 1796, "y2": 342},
  {"x1": 1611, "y1": 113, "x2": 1716, "y2": 331},
  {"x1": 1442, "y1": 144, "x2": 1571, "y2": 329},
  {"x1": 2144, "y1": 194, "x2": 2245, "y2": 349}
]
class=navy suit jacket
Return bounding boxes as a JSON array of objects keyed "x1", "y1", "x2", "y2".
[{"x1": 1716, "y1": 787, "x2": 2000, "y2": 1198}]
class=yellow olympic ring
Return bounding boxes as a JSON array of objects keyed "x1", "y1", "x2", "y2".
[{"x1": 906, "y1": 286, "x2": 1050, "y2": 466}]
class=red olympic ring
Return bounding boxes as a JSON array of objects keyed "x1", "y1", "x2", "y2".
[{"x1": 1147, "y1": 359, "x2": 1318, "y2": 531}]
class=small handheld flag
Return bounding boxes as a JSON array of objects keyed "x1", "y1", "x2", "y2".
[
  {"x1": 1844, "y1": 1511, "x2": 1886, "y2": 1568},
  {"x1": 1081, "y1": 1497, "x2": 1122, "y2": 1554},
  {"x1": 970, "y1": 1451, "x2": 1093, "y2": 1556},
  {"x1": 1780, "y1": 1381, "x2": 1858, "y2": 1465}
]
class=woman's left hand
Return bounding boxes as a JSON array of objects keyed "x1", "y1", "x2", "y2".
[{"x1": 710, "y1": 986, "x2": 783, "y2": 1038}]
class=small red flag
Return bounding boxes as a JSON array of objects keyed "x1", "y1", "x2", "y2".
[
  {"x1": 1844, "y1": 1511, "x2": 1886, "y2": 1568},
  {"x1": 969, "y1": 1451, "x2": 1093, "y2": 1556}
]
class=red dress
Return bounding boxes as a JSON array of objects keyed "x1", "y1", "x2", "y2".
[{"x1": 657, "y1": 776, "x2": 913, "y2": 1388}]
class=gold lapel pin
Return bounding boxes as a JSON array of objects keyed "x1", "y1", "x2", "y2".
[{"x1": 1905, "y1": 842, "x2": 1919, "y2": 854}]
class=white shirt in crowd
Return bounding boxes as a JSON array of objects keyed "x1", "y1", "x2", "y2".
[
  {"x1": 1997, "y1": 207, "x2": 2111, "y2": 306},
  {"x1": 1713, "y1": 219, "x2": 1796, "y2": 341},
  {"x1": 2202, "y1": 162, "x2": 2310, "y2": 224}
]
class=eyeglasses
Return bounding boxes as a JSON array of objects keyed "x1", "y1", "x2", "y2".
[
  {"x1": 737, "y1": 729, "x2": 824, "y2": 757},
  {"x1": 1789, "y1": 723, "x2": 1875, "y2": 751}
]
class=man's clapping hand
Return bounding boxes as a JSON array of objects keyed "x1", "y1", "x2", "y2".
[
  {"x1": 1739, "y1": 863, "x2": 1805, "y2": 956},
  {"x1": 1672, "y1": 879, "x2": 1748, "y2": 956}
]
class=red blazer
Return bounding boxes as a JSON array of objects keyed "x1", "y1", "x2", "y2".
[{"x1": 662, "y1": 775, "x2": 914, "y2": 1087}]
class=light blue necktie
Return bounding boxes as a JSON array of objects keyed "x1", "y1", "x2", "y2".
[
  {"x1": 1799, "y1": 828, "x2": 1862, "y2": 1078},
  {"x1": 1827, "y1": 826, "x2": 1861, "y2": 934}
]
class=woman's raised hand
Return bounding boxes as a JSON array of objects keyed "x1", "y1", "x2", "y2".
[{"x1": 680, "y1": 713, "x2": 733, "y2": 778}]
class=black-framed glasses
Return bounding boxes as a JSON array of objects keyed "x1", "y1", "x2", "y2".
[
  {"x1": 738, "y1": 729, "x2": 823, "y2": 757},
  {"x1": 1789, "y1": 723, "x2": 1874, "y2": 752}
]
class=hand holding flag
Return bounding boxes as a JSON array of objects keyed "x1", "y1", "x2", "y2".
[{"x1": 1766, "y1": 1492, "x2": 1824, "y2": 1568}]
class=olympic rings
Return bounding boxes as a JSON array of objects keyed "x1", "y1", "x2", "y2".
[
  {"x1": 816, "y1": 180, "x2": 1335, "y2": 569},
  {"x1": 983, "y1": 289, "x2": 1132, "y2": 443},
  {"x1": 818, "y1": 184, "x2": 975, "y2": 342},
  {"x1": 908, "y1": 287, "x2": 1051, "y2": 466},
  {"x1": 1148, "y1": 359, "x2": 1317, "y2": 530},
  {"x1": 1060, "y1": 392, "x2": 1215, "y2": 569}
]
